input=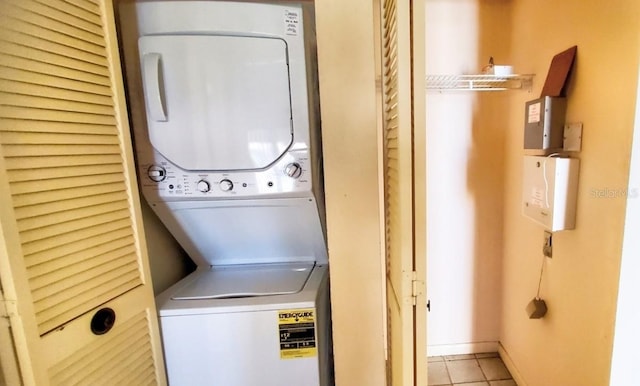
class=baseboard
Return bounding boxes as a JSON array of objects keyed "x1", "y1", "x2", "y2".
[
  {"x1": 427, "y1": 341, "x2": 499, "y2": 357},
  {"x1": 498, "y1": 343, "x2": 527, "y2": 386}
]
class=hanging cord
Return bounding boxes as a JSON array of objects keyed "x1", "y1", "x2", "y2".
[{"x1": 535, "y1": 252, "x2": 546, "y2": 299}]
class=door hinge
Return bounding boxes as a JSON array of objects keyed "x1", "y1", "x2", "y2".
[
  {"x1": 0, "y1": 300, "x2": 6, "y2": 321},
  {"x1": 411, "y1": 271, "x2": 425, "y2": 306},
  {"x1": 0, "y1": 297, "x2": 16, "y2": 326}
]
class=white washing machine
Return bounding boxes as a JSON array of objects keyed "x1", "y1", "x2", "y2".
[{"x1": 118, "y1": 1, "x2": 331, "y2": 385}]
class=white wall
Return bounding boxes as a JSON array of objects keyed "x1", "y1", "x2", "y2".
[
  {"x1": 610, "y1": 60, "x2": 640, "y2": 386},
  {"x1": 425, "y1": 0, "x2": 511, "y2": 355}
]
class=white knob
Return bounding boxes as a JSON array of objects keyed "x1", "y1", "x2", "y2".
[
  {"x1": 147, "y1": 165, "x2": 166, "y2": 182},
  {"x1": 197, "y1": 180, "x2": 210, "y2": 193},
  {"x1": 285, "y1": 163, "x2": 303, "y2": 179},
  {"x1": 219, "y1": 179, "x2": 233, "y2": 192}
]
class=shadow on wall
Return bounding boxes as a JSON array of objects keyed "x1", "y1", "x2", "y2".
[
  {"x1": 425, "y1": 0, "x2": 513, "y2": 355},
  {"x1": 468, "y1": 0, "x2": 514, "y2": 349}
]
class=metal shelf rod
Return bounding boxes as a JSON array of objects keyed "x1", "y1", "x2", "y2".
[{"x1": 426, "y1": 74, "x2": 534, "y2": 92}]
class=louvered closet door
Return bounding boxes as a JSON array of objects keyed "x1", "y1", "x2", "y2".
[
  {"x1": 0, "y1": 0, "x2": 166, "y2": 384},
  {"x1": 381, "y1": 0, "x2": 416, "y2": 385}
]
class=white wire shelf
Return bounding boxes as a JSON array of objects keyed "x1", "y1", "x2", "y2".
[{"x1": 426, "y1": 74, "x2": 534, "y2": 91}]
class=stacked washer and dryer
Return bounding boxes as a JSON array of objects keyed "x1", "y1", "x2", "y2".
[{"x1": 118, "y1": 2, "x2": 331, "y2": 385}]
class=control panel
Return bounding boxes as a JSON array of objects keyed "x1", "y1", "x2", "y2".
[{"x1": 138, "y1": 149, "x2": 313, "y2": 201}]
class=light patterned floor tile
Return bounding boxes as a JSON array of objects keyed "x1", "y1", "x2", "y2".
[
  {"x1": 428, "y1": 360, "x2": 451, "y2": 385},
  {"x1": 446, "y1": 359, "x2": 485, "y2": 384},
  {"x1": 478, "y1": 357, "x2": 512, "y2": 380}
]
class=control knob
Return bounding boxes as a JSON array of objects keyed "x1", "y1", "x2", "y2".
[
  {"x1": 285, "y1": 162, "x2": 303, "y2": 179},
  {"x1": 147, "y1": 165, "x2": 167, "y2": 182},
  {"x1": 196, "y1": 180, "x2": 210, "y2": 193},
  {"x1": 219, "y1": 179, "x2": 234, "y2": 192}
]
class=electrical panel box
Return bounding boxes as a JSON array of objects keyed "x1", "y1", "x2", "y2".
[
  {"x1": 524, "y1": 96, "x2": 567, "y2": 154},
  {"x1": 522, "y1": 156, "x2": 579, "y2": 231}
]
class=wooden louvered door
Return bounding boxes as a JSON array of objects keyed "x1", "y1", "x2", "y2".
[
  {"x1": 0, "y1": 0, "x2": 166, "y2": 384},
  {"x1": 380, "y1": 0, "x2": 426, "y2": 385}
]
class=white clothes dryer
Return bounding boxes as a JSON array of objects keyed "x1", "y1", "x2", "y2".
[
  {"x1": 118, "y1": 1, "x2": 331, "y2": 385},
  {"x1": 120, "y1": 0, "x2": 323, "y2": 205}
]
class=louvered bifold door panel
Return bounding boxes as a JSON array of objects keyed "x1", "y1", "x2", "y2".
[
  {"x1": 0, "y1": 0, "x2": 165, "y2": 384},
  {"x1": 0, "y1": 0, "x2": 141, "y2": 337},
  {"x1": 381, "y1": 0, "x2": 415, "y2": 385},
  {"x1": 49, "y1": 310, "x2": 156, "y2": 385}
]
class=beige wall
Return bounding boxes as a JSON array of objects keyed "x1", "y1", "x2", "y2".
[
  {"x1": 501, "y1": 1, "x2": 640, "y2": 385},
  {"x1": 425, "y1": 0, "x2": 511, "y2": 355},
  {"x1": 315, "y1": 1, "x2": 386, "y2": 385}
]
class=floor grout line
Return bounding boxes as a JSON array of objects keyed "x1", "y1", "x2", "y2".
[
  {"x1": 445, "y1": 361, "x2": 452, "y2": 385},
  {"x1": 476, "y1": 356, "x2": 489, "y2": 382}
]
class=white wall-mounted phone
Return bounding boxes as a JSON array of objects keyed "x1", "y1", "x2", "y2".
[{"x1": 522, "y1": 155, "x2": 580, "y2": 231}]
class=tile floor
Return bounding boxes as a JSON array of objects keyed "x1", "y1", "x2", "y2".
[{"x1": 428, "y1": 353, "x2": 517, "y2": 386}]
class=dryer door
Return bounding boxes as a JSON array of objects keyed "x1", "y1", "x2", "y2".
[{"x1": 138, "y1": 34, "x2": 293, "y2": 171}]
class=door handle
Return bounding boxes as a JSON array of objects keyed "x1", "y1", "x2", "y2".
[
  {"x1": 90, "y1": 307, "x2": 116, "y2": 335},
  {"x1": 141, "y1": 52, "x2": 167, "y2": 122}
]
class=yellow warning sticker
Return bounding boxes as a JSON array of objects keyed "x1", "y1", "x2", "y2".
[{"x1": 278, "y1": 308, "x2": 317, "y2": 359}]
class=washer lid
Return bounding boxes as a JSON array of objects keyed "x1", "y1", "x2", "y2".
[
  {"x1": 171, "y1": 262, "x2": 314, "y2": 300},
  {"x1": 138, "y1": 34, "x2": 293, "y2": 171}
]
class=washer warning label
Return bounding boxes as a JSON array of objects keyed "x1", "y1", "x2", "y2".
[{"x1": 278, "y1": 309, "x2": 317, "y2": 359}]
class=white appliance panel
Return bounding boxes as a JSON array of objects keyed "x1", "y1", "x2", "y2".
[
  {"x1": 157, "y1": 266, "x2": 331, "y2": 386},
  {"x1": 139, "y1": 34, "x2": 292, "y2": 171},
  {"x1": 172, "y1": 262, "x2": 314, "y2": 300},
  {"x1": 157, "y1": 265, "x2": 328, "y2": 315},
  {"x1": 151, "y1": 198, "x2": 328, "y2": 267},
  {"x1": 161, "y1": 310, "x2": 320, "y2": 385},
  {"x1": 136, "y1": 148, "x2": 313, "y2": 200},
  {"x1": 119, "y1": 1, "x2": 321, "y2": 202}
]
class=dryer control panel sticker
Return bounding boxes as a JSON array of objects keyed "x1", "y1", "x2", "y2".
[
  {"x1": 284, "y1": 9, "x2": 300, "y2": 36},
  {"x1": 278, "y1": 309, "x2": 317, "y2": 359}
]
